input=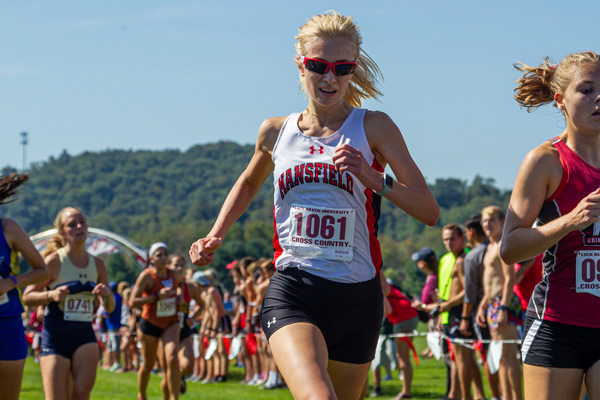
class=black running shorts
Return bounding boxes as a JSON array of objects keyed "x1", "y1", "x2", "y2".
[
  {"x1": 522, "y1": 315, "x2": 600, "y2": 371},
  {"x1": 260, "y1": 267, "x2": 383, "y2": 364},
  {"x1": 139, "y1": 318, "x2": 166, "y2": 338}
]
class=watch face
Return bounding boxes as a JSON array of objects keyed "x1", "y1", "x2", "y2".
[{"x1": 385, "y1": 174, "x2": 393, "y2": 189}]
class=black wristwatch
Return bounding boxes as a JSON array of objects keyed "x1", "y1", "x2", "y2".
[
  {"x1": 375, "y1": 173, "x2": 393, "y2": 196},
  {"x1": 460, "y1": 315, "x2": 471, "y2": 320}
]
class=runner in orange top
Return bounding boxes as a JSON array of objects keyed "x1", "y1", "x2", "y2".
[{"x1": 130, "y1": 242, "x2": 181, "y2": 400}]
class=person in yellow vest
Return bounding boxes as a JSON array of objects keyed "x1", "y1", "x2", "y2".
[
  {"x1": 438, "y1": 221, "x2": 487, "y2": 400},
  {"x1": 426, "y1": 223, "x2": 467, "y2": 400}
]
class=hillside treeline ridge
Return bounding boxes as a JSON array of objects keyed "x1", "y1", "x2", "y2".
[{"x1": 2, "y1": 141, "x2": 511, "y2": 294}]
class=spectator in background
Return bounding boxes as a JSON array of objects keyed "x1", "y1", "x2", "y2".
[
  {"x1": 461, "y1": 215, "x2": 489, "y2": 336},
  {"x1": 105, "y1": 281, "x2": 123, "y2": 372},
  {"x1": 223, "y1": 290, "x2": 233, "y2": 318},
  {"x1": 167, "y1": 255, "x2": 203, "y2": 395},
  {"x1": 410, "y1": 247, "x2": 439, "y2": 359},
  {"x1": 194, "y1": 269, "x2": 227, "y2": 383},
  {"x1": 119, "y1": 285, "x2": 139, "y2": 373},
  {"x1": 188, "y1": 271, "x2": 207, "y2": 383},
  {"x1": 230, "y1": 257, "x2": 257, "y2": 384},
  {"x1": 254, "y1": 258, "x2": 283, "y2": 390},
  {"x1": 437, "y1": 223, "x2": 486, "y2": 400},
  {"x1": 477, "y1": 206, "x2": 523, "y2": 400},
  {"x1": 205, "y1": 268, "x2": 231, "y2": 383},
  {"x1": 118, "y1": 282, "x2": 131, "y2": 330},
  {"x1": 460, "y1": 214, "x2": 500, "y2": 400},
  {"x1": 96, "y1": 304, "x2": 110, "y2": 370},
  {"x1": 240, "y1": 260, "x2": 263, "y2": 386},
  {"x1": 383, "y1": 272, "x2": 419, "y2": 400},
  {"x1": 370, "y1": 274, "x2": 395, "y2": 398},
  {"x1": 244, "y1": 260, "x2": 265, "y2": 385},
  {"x1": 513, "y1": 254, "x2": 543, "y2": 312},
  {"x1": 440, "y1": 217, "x2": 484, "y2": 400},
  {"x1": 425, "y1": 224, "x2": 467, "y2": 400},
  {"x1": 411, "y1": 247, "x2": 439, "y2": 309},
  {"x1": 369, "y1": 313, "x2": 396, "y2": 397},
  {"x1": 28, "y1": 306, "x2": 44, "y2": 363}
]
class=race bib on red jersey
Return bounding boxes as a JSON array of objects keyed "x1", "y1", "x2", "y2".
[
  {"x1": 288, "y1": 204, "x2": 355, "y2": 261},
  {"x1": 575, "y1": 250, "x2": 600, "y2": 297}
]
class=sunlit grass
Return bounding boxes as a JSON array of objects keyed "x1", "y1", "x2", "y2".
[{"x1": 20, "y1": 329, "x2": 480, "y2": 399}]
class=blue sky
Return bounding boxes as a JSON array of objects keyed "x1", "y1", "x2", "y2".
[{"x1": 1, "y1": 1, "x2": 597, "y2": 189}]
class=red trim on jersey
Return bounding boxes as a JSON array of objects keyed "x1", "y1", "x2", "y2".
[
  {"x1": 372, "y1": 159, "x2": 385, "y2": 174},
  {"x1": 366, "y1": 159, "x2": 385, "y2": 274},
  {"x1": 272, "y1": 206, "x2": 284, "y2": 263}
]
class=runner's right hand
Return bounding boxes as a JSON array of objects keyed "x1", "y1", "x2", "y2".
[
  {"x1": 189, "y1": 236, "x2": 222, "y2": 266},
  {"x1": 50, "y1": 286, "x2": 70, "y2": 302},
  {"x1": 564, "y1": 188, "x2": 600, "y2": 231}
]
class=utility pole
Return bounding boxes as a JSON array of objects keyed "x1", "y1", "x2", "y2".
[{"x1": 20, "y1": 131, "x2": 28, "y2": 171}]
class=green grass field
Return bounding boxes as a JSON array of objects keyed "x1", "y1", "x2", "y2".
[{"x1": 19, "y1": 333, "x2": 481, "y2": 400}]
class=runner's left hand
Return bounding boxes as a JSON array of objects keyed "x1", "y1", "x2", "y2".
[{"x1": 93, "y1": 283, "x2": 111, "y2": 298}]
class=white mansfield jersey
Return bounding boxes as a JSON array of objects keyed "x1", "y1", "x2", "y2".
[{"x1": 272, "y1": 108, "x2": 383, "y2": 283}]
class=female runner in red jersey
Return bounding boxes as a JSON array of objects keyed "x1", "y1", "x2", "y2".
[{"x1": 502, "y1": 51, "x2": 600, "y2": 400}]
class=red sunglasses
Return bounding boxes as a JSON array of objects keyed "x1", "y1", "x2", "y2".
[{"x1": 301, "y1": 56, "x2": 358, "y2": 76}]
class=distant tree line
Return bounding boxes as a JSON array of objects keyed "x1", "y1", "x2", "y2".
[{"x1": 2, "y1": 142, "x2": 511, "y2": 295}]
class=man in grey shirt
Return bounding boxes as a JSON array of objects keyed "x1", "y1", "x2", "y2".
[
  {"x1": 460, "y1": 213, "x2": 500, "y2": 400},
  {"x1": 461, "y1": 215, "x2": 488, "y2": 326}
]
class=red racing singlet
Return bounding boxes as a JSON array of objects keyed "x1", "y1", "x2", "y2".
[{"x1": 527, "y1": 137, "x2": 600, "y2": 327}]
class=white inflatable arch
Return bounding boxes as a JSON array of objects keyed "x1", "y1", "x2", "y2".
[{"x1": 30, "y1": 227, "x2": 147, "y2": 268}]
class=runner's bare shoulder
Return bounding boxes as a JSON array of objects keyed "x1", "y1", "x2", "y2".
[{"x1": 258, "y1": 116, "x2": 287, "y2": 154}]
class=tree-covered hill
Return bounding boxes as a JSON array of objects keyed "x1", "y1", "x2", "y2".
[{"x1": 2, "y1": 142, "x2": 511, "y2": 294}]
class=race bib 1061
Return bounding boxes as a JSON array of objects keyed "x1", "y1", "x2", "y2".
[
  {"x1": 156, "y1": 297, "x2": 176, "y2": 317},
  {"x1": 287, "y1": 204, "x2": 355, "y2": 261},
  {"x1": 63, "y1": 293, "x2": 95, "y2": 322},
  {"x1": 575, "y1": 250, "x2": 600, "y2": 297}
]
